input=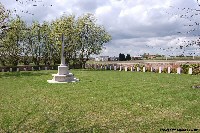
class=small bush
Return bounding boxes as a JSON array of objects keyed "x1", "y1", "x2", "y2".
[{"x1": 180, "y1": 64, "x2": 190, "y2": 74}]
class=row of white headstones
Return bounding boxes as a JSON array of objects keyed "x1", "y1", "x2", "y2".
[
  {"x1": 99, "y1": 66, "x2": 193, "y2": 75},
  {"x1": 1, "y1": 67, "x2": 50, "y2": 72},
  {"x1": 1, "y1": 66, "x2": 193, "y2": 74}
]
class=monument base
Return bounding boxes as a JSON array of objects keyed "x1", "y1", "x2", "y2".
[{"x1": 47, "y1": 65, "x2": 79, "y2": 83}]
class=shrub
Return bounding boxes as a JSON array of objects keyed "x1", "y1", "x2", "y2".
[
  {"x1": 171, "y1": 68, "x2": 177, "y2": 73},
  {"x1": 162, "y1": 68, "x2": 168, "y2": 73},
  {"x1": 180, "y1": 64, "x2": 190, "y2": 74}
]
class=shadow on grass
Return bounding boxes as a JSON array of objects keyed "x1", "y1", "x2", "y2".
[
  {"x1": 0, "y1": 71, "x2": 49, "y2": 78},
  {"x1": 67, "y1": 125, "x2": 109, "y2": 133}
]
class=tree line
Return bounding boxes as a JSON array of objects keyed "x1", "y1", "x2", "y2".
[
  {"x1": 119, "y1": 53, "x2": 131, "y2": 61},
  {"x1": 0, "y1": 3, "x2": 111, "y2": 67}
]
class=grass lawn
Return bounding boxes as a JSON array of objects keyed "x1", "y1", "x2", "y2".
[{"x1": 0, "y1": 70, "x2": 200, "y2": 132}]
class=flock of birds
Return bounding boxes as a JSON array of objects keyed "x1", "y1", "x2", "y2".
[
  {"x1": 12, "y1": 0, "x2": 53, "y2": 16},
  {"x1": 145, "y1": 41, "x2": 200, "y2": 57},
  {"x1": 145, "y1": 0, "x2": 200, "y2": 56}
]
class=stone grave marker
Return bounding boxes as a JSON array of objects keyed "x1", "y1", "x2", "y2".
[
  {"x1": 17, "y1": 68, "x2": 19, "y2": 72},
  {"x1": 114, "y1": 66, "x2": 117, "y2": 71},
  {"x1": 45, "y1": 67, "x2": 47, "y2": 70},
  {"x1": 189, "y1": 68, "x2": 192, "y2": 74},
  {"x1": 32, "y1": 67, "x2": 34, "y2": 71},
  {"x1": 105, "y1": 65, "x2": 107, "y2": 70},
  {"x1": 125, "y1": 66, "x2": 127, "y2": 71},
  {"x1": 159, "y1": 67, "x2": 162, "y2": 73},
  {"x1": 110, "y1": 66, "x2": 112, "y2": 70},
  {"x1": 10, "y1": 68, "x2": 12, "y2": 72},
  {"x1": 177, "y1": 67, "x2": 181, "y2": 74},
  {"x1": 137, "y1": 67, "x2": 140, "y2": 72},
  {"x1": 143, "y1": 67, "x2": 145, "y2": 72},
  {"x1": 168, "y1": 67, "x2": 171, "y2": 73},
  {"x1": 2, "y1": 69, "x2": 4, "y2": 72},
  {"x1": 119, "y1": 66, "x2": 122, "y2": 71},
  {"x1": 131, "y1": 67, "x2": 133, "y2": 72},
  {"x1": 24, "y1": 68, "x2": 27, "y2": 71}
]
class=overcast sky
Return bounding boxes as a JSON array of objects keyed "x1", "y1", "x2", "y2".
[{"x1": 1, "y1": 0, "x2": 200, "y2": 57}]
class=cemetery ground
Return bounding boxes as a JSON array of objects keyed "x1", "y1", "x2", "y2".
[{"x1": 0, "y1": 70, "x2": 200, "y2": 132}]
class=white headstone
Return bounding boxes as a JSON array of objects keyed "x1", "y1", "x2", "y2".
[
  {"x1": 105, "y1": 66, "x2": 107, "y2": 70},
  {"x1": 151, "y1": 67, "x2": 153, "y2": 72},
  {"x1": 32, "y1": 67, "x2": 34, "y2": 71},
  {"x1": 114, "y1": 66, "x2": 117, "y2": 71},
  {"x1": 110, "y1": 66, "x2": 112, "y2": 70},
  {"x1": 2, "y1": 69, "x2": 4, "y2": 72},
  {"x1": 10, "y1": 68, "x2": 12, "y2": 72},
  {"x1": 24, "y1": 68, "x2": 26, "y2": 71},
  {"x1": 52, "y1": 67, "x2": 54, "y2": 70},
  {"x1": 177, "y1": 67, "x2": 181, "y2": 74},
  {"x1": 119, "y1": 66, "x2": 122, "y2": 71},
  {"x1": 101, "y1": 66, "x2": 103, "y2": 70},
  {"x1": 39, "y1": 67, "x2": 41, "y2": 70},
  {"x1": 125, "y1": 67, "x2": 127, "y2": 71},
  {"x1": 168, "y1": 67, "x2": 171, "y2": 73},
  {"x1": 159, "y1": 67, "x2": 162, "y2": 73},
  {"x1": 143, "y1": 67, "x2": 145, "y2": 72},
  {"x1": 17, "y1": 68, "x2": 19, "y2": 72},
  {"x1": 45, "y1": 67, "x2": 47, "y2": 70},
  {"x1": 189, "y1": 68, "x2": 192, "y2": 74},
  {"x1": 137, "y1": 67, "x2": 140, "y2": 72},
  {"x1": 131, "y1": 67, "x2": 133, "y2": 72}
]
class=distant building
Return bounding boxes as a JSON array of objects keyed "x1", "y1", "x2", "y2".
[
  {"x1": 109, "y1": 56, "x2": 119, "y2": 61},
  {"x1": 147, "y1": 55, "x2": 156, "y2": 59},
  {"x1": 132, "y1": 56, "x2": 143, "y2": 60},
  {"x1": 95, "y1": 56, "x2": 109, "y2": 61}
]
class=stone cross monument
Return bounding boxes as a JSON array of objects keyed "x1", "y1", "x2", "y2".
[{"x1": 47, "y1": 33, "x2": 79, "y2": 83}]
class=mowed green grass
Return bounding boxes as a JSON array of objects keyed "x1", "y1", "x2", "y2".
[{"x1": 0, "y1": 70, "x2": 200, "y2": 133}]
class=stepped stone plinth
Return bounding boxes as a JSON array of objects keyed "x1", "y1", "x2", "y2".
[{"x1": 47, "y1": 66, "x2": 79, "y2": 83}]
